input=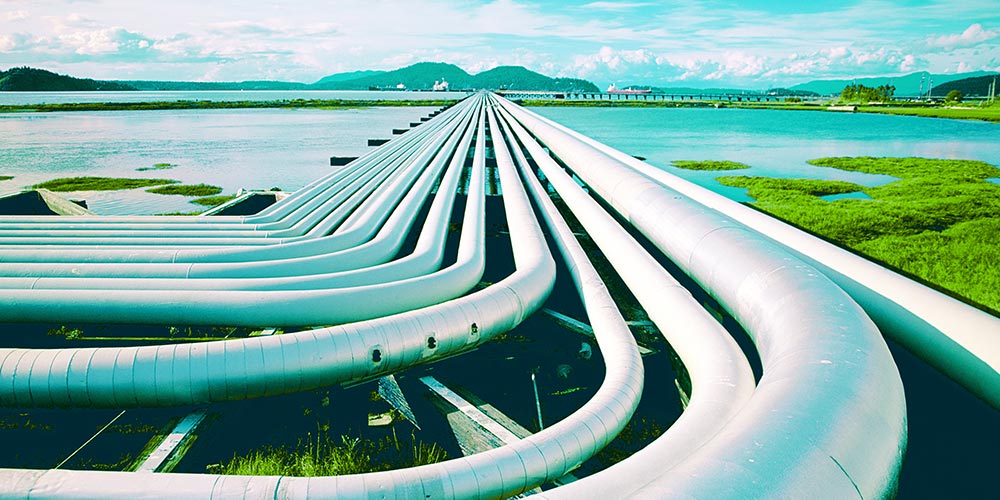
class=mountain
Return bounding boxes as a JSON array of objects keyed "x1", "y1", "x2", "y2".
[
  {"x1": 469, "y1": 66, "x2": 598, "y2": 92},
  {"x1": 0, "y1": 67, "x2": 137, "y2": 91},
  {"x1": 124, "y1": 80, "x2": 307, "y2": 91},
  {"x1": 932, "y1": 74, "x2": 1000, "y2": 97},
  {"x1": 312, "y1": 62, "x2": 470, "y2": 90},
  {"x1": 790, "y1": 71, "x2": 993, "y2": 96},
  {"x1": 313, "y1": 70, "x2": 386, "y2": 86},
  {"x1": 3, "y1": 64, "x2": 597, "y2": 92},
  {"x1": 312, "y1": 62, "x2": 599, "y2": 92}
]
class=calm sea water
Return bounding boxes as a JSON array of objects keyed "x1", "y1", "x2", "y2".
[
  {"x1": 4, "y1": 98, "x2": 997, "y2": 214},
  {"x1": 532, "y1": 106, "x2": 1000, "y2": 201},
  {"x1": 0, "y1": 93, "x2": 997, "y2": 495},
  {"x1": 0, "y1": 90, "x2": 470, "y2": 105},
  {"x1": 0, "y1": 106, "x2": 439, "y2": 214}
]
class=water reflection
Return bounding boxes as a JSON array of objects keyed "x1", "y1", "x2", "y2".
[{"x1": 0, "y1": 107, "x2": 436, "y2": 214}]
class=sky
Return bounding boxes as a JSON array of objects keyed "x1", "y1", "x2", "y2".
[{"x1": 1, "y1": 0, "x2": 998, "y2": 88}]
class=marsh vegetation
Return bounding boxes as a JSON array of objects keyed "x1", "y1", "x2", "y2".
[
  {"x1": 32, "y1": 176, "x2": 177, "y2": 191},
  {"x1": 671, "y1": 160, "x2": 751, "y2": 171},
  {"x1": 216, "y1": 429, "x2": 447, "y2": 476},
  {"x1": 146, "y1": 183, "x2": 223, "y2": 197},
  {"x1": 717, "y1": 157, "x2": 1000, "y2": 312}
]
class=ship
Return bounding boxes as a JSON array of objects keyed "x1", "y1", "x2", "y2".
[{"x1": 607, "y1": 83, "x2": 652, "y2": 94}]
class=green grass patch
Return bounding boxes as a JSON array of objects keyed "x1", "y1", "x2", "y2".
[
  {"x1": 215, "y1": 429, "x2": 447, "y2": 476},
  {"x1": 191, "y1": 194, "x2": 237, "y2": 207},
  {"x1": 137, "y1": 162, "x2": 177, "y2": 171},
  {"x1": 147, "y1": 183, "x2": 223, "y2": 196},
  {"x1": 0, "y1": 175, "x2": 13, "y2": 181},
  {"x1": 856, "y1": 105, "x2": 1000, "y2": 123},
  {"x1": 672, "y1": 160, "x2": 751, "y2": 171},
  {"x1": 33, "y1": 176, "x2": 177, "y2": 191},
  {"x1": 717, "y1": 157, "x2": 1000, "y2": 312}
]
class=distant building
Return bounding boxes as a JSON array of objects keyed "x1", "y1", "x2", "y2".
[{"x1": 433, "y1": 78, "x2": 450, "y2": 91}]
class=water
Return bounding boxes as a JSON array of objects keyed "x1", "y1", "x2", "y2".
[
  {"x1": 1, "y1": 106, "x2": 439, "y2": 214},
  {"x1": 531, "y1": 106, "x2": 1000, "y2": 201},
  {"x1": 0, "y1": 95, "x2": 998, "y2": 495},
  {"x1": 0, "y1": 90, "x2": 470, "y2": 105},
  {"x1": 4, "y1": 102, "x2": 997, "y2": 214},
  {"x1": 819, "y1": 191, "x2": 874, "y2": 201}
]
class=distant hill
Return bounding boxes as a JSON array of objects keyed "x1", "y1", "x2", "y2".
[
  {"x1": 313, "y1": 70, "x2": 386, "y2": 86},
  {"x1": 312, "y1": 62, "x2": 470, "y2": 90},
  {"x1": 124, "y1": 80, "x2": 307, "y2": 91},
  {"x1": 790, "y1": 71, "x2": 993, "y2": 96},
  {"x1": 932, "y1": 74, "x2": 999, "y2": 97},
  {"x1": 469, "y1": 65, "x2": 597, "y2": 92},
  {"x1": 0, "y1": 67, "x2": 137, "y2": 91},
  {"x1": 312, "y1": 62, "x2": 599, "y2": 92},
  {"x1": 4, "y1": 63, "x2": 597, "y2": 93}
]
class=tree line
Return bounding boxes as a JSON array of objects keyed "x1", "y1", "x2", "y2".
[{"x1": 840, "y1": 83, "x2": 895, "y2": 103}]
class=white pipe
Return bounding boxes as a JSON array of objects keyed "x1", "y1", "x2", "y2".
[
  {"x1": 526, "y1": 103, "x2": 1000, "y2": 408},
  {"x1": 499, "y1": 95, "x2": 905, "y2": 499}
]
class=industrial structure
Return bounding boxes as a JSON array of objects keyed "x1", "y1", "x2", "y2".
[{"x1": 0, "y1": 92, "x2": 997, "y2": 498}]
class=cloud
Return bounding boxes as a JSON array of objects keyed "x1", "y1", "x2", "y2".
[
  {"x1": 581, "y1": 2, "x2": 651, "y2": 10},
  {"x1": 58, "y1": 27, "x2": 153, "y2": 56},
  {"x1": 3, "y1": 10, "x2": 29, "y2": 21},
  {"x1": 927, "y1": 24, "x2": 998, "y2": 50},
  {"x1": 0, "y1": 32, "x2": 35, "y2": 52}
]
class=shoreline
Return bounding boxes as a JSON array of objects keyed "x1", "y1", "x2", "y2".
[
  {"x1": 518, "y1": 99, "x2": 1000, "y2": 123},
  {"x1": 2, "y1": 97, "x2": 996, "y2": 123},
  {"x1": 0, "y1": 98, "x2": 461, "y2": 113}
]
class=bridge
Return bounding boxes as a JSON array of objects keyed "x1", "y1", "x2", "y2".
[
  {"x1": 0, "y1": 92, "x2": 997, "y2": 498},
  {"x1": 496, "y1": 90, "x2": 807, "y2": 102}
]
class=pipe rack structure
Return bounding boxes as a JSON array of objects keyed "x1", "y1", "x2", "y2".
[{"x1": 1, "y1": 91, "x2": 994, "y2": 498}]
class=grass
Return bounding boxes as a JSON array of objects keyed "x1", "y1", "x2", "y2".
[
  {"x1": 521, "y1": 98, "x2": 1000, "y2": 123},
  {"x1": 32, "y1": 176, "x2": 177, "y2": 191},
  {"x1": 672, "y1": 160, "x2": 751, "y2": 171},
  {"x1": 856, "y1": 105, "x2": 1000, "y2": 123},
  {"x1": 137, "y1": 162, "x2": 177, "y2": 171},
  {"x1": 216, "y1": 428, "x2": 447, "y2": 476},
  {"x1": 0, "y1": 175, "x2": 13, "y2": 181},
  {"x1": 147, "y1": 183, "x2": 223, "y2": 197},
  {"x1": 191, "y1": 194, "x2": 237, "y2": 207},
  {"x1": 716, "y1": 157, "x2": 1000, "y2": 313},
  {"x1": 0, "y1": 99, "x2": 459, "y2": 113}
]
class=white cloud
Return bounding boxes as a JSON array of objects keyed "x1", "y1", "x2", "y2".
[
  {"x1": 4, "y1": 10, "x2": 29, "y2": 21},
  {"x1": 927, "y1": 24, "x2": 998, "y2": 49},
  {"x1": 58, "y1": 27, "x2": 152, "y2": 56},
  {"x1": 582, "y1": 2, "x2": 651, "y2": 10}
]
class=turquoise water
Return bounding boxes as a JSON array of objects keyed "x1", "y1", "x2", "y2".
[
  {"x1": 0, "y1": 107, "x2": 437, "y2": 214},
  {"x1": 0, "y1": 90, "x2": 470, "y2": 105},
  {"x1": 532, "y1": 106, "x2": 1000, "y2": 201},
  {"x1": 2, "y1": 100, "x2": 997, "y2": 214},
  {"x1": 820, "y1": 191, "x2": 874, "y2": 201}
]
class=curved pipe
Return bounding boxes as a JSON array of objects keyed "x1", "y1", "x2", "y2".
[
  {"x1": 0, "y1": 96, "x2": 641, "y2": 500},
  {"x1": 0, "y1": 100, "x2": 480, "y2": 278},
  {"x1": 0, "y1": 106, "x2": 478, "y2": 293},
  {"x1": 495, "y1": 101, "x2": 756, "y2": 497},
  {"x1": 498, "y1": 96, "x2": 906, "y2": 498},
  {"x1": 0, "y1": 106, "x2": 465, "y2": 246},
  {"x1": 0, "y1": 98, "x2": 474, "y2": 256},
  {"x1": 0, "y1": 111, "x2": 487, "y2": 326},
  {"x1": 528, "y1": 104, "x2": 1000, "y2": 409},
  {"x1": 0, "y1": 103, "x2": 462, "y2": 231}
]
